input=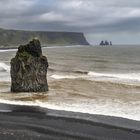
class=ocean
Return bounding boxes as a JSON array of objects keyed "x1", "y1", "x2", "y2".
[{"x1": 0, "y1": 45, "x2": 140, "y2": 121}]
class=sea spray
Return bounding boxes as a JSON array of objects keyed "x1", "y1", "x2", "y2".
[{"x1": 0, "y1": 63, "x2": 10, "y2": 72}]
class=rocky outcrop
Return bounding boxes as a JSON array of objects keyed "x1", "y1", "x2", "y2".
[
  {"x1": 10, "y1": 39, "x2": 48, "y2": 92},
  {"x1": 99, "y1": 40, "x2": 112, "y2": 46}
]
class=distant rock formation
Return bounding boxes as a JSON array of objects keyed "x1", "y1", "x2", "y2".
[
  {"x1": 99, "y1": 40, "x2": 112, "y2": 46},
  {"x1": 10, "y1": 39, "x2": 48, "y2": 92},
  {"x1": 100, "y1": 40, "x2": 104, "y2": 46}
]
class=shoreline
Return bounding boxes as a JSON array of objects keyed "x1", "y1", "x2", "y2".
[
  {"x1": 0, "y1": 103, "x2": 139, "y2": 139},
  {"x1": 0, "y1": 45, "x2": 90, "y2": 51}
]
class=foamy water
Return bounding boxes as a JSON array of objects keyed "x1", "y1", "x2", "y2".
[
  {"x1": 0, "y1": 46, "x2": 140, "y2": 121},
  {"x1": 0, "y1": 62, "x2": 10, "y2": 72},
  {"x1": 1, "y1": 62, "x2": 140, "y2": 83},
  {"x1": 0, "y1": 49, "x2": 17, "y2": 52},
  {"x1": 88, "y1": 71, "x2": 140, "y2": 83},
  {"x1": 50, "y1": 72, "x2": 140, "y2": 85},
  {"x1": 0, "y1": 98, "x2": 139, "y2": 121},
  {"x1": 0, "y1": 62, "x2": 140, "y2": 121}
]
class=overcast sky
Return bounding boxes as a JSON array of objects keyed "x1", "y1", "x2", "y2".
[{"x1": 0, "y1": 0, "x2": 140, "y2": 44}]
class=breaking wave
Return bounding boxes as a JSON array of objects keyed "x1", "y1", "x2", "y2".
[
  {"x1": 88, "y1": 71, "x2": 140, "y2": 82},
  {"x1": 51, "y1": 74, "x2": 81, "y2": 79},
  {"x1": 0, "y1": 63, "x2": 10, "y2": 72},
  {"x1": 0, "y1": 49, "x2": 17, "y2": 52},
  {"x1": 51, "y1": 70, "x2": 140, "y2": 84},
  {"x1": 0, "y1": 98, "x2": 140, "y2": 121}
]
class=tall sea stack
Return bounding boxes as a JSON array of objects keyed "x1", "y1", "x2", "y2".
[{"x1": 10, "y1": 39, "x2": 48, "y2": 92}]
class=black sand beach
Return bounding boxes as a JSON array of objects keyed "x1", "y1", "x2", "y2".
[{"x1": 0, "y1": 103, "x2": 139, "y2": 140}]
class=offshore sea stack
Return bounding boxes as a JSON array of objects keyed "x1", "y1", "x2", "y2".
[{"x1": 10, "y1": 39, "x2": 48, "y2": 92}]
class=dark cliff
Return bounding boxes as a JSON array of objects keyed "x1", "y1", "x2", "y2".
[{"x1": 0, "y1": 28, "x2": 89, "y2": 48}]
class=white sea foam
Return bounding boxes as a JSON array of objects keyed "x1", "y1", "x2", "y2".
[
  {"x1": 39, "y1": 100, "x2": 140, "y2": 121},
  {"x1": 0, "y1": 98, "x2": 140, "y2": 121},
  {"x1": 0, "y1": 63, "x2": 10, "y2": 82},
  {"x1": 51, "y1": 74, "x2": 81, "y2": 79},
  {"x1": 0, "y1": 99, "x2": 37, "y2": 106},
  {"x1": 51, "y1": 71, "x2": 140, "y2": 84},
  {"x1": 88, "y1": 71, "x2": 140, "y2": 82},
  {"x1": 0, "y1": 49, "x2": 17, "y2": 52},
  {"x1": 0, "y1": 63, "x2": 10, "y2": 72}
]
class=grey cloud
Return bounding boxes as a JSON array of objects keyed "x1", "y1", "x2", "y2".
[{"x1": 0, "y1": 0, "x2": 140, "y2": 44}]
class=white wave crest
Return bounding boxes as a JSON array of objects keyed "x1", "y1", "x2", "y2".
[
  {"x1": 88, "y1": 71, "x2": 140, "y2": 82},
  {"x1": 0, "y1": 98, "x2": 140, "y2": 121},
  {"x1": 0, "y1": 49, "x2": 17, "y2": 52},
  {"x1": 51, "y1": 71, "x2": 140, "y2": 84},
  {"x1": 51, "y1": 74, "x2": 80, "y2": 79},
  {"x1": 0, "y1": 63, "x2": 10, "y2": 72}
]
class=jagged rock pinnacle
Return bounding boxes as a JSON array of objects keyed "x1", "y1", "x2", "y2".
[{"x1": 10, "y1": 39, "x2": 48, "y2": 92}]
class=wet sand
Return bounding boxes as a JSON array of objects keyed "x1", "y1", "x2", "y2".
[{"x1": 0, "y1": 103, "x2": 140, "y2": 140}]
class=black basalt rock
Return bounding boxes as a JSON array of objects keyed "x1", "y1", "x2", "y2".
[{"x1": 10, "y1": 39, "x2": 48, "y2": 92}]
